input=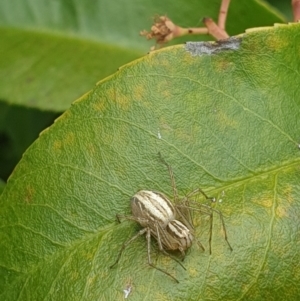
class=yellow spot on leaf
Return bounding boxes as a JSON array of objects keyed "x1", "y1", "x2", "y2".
[
  {"x1": 65, "y1": 132, "x2": 75, "y2": 145},
  {"x1": 213, "y1": 59, "x2": 235, "y2": 73},
  {"x1": 251, "y1": 196, "x2": 273, "y2": 208},
  {"x1": 276, "y1": 205, "x2": 287, "y2": 218},
  {"x1": 265, "y1": 34, "x2": 289, "y2": 51},
  {"x1": 115, "y1": 92, "x2": 130, "y2": 110},
  {"x1": 93, "y1": 100, "x2": 106, "y2": 112},
  {"x1": 188, "y1": 267, "x2": 198, "y2": 277},
  {"x1": 53, "y1": 140, "x2": 62, "y2": 151},
  {"x1": 132, "y1": 85, "x2": 146, "y2": 100},
  {"x1": 71, "y1": 271, "x2": 80, "y2": 281},
  {"x1": 217, "y1": 110, "x2": 238, "y2": 128},
  {"x1": 283, "y1": 185, "x2": 294, "y2": 204}
]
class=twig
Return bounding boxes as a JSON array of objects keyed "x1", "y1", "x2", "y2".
[
  {"x1": 140, "y1": 16, "x2": 209, "y2": 45},
  {"x1": 218, "y1": 0, "x2": 231, "y2": 30},
  {"x1": 140, "y1": 0, "x2": 231, "y2": 47},
  {"x1": 292, "y1": 0, "x2": 300, "y2": 21},
  {"x1": 203, "y1": 17, "x2": 229, "y2": 39}
]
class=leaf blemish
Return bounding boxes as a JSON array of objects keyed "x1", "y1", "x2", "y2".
[{"x1": 185, "y1": 37, "x2": 241, "y2": 56}]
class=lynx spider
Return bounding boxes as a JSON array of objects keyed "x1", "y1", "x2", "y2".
[{"x1": 110, "y1": 154, "x2": 232, "y2": 282}]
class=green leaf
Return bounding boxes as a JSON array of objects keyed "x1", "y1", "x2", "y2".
[
  {"x1": 0, "y1": 0, "x2": 284, "y2": 111},
  {"x1": 266, "y1": 0, "x2": 293, "y2": 21},
  {"x1": 0, "y1": 27, "x2": 141, "y2": 112},
  {"x1": 1, "y1": 23, "x2": 300, "y2": 300}
]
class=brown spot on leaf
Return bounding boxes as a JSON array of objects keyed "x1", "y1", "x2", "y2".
[{"x1": 24, "y1": 185, "x2": 35, "y2": 203}]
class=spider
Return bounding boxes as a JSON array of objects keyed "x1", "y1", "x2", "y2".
[{"x1": 110, "y1": 153, "x2": 232, "y2": 282}]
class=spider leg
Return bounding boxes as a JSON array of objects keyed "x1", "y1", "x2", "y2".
[
  {"x1": 208, "y1": 210, "x2": 213, "y2": 254},
  {"x1": 155, "y1": 222, "x2": 186, "y2": 269},
  {"x1": 158, "y1": 152, "x2": 178, "y2": 203},
  {"x1": 177, "y1": 203, "x2": 233, "y2": 252},
  {"x1": 210, "y1": 207, "x2": 232, "y2": 252},
  {"x1": 146, "y1": 227, "x2": 180, "y2": 283},
  {"x1": 116, "y1": 214, "x2": 148, "y2": 223},
  {"x1": 194, "y1": 237, "x2": 205, "y2": 252},
  {"x1": 110, "y1": 228, "x2": 148, "y2": 269},
  {"x1": 184, "y1": 188, "x2": 215, "y2": 203}
]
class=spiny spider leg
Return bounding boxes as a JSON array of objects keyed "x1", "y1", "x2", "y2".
[
  {"x1": 184, "y1": 187, "x2": 215, "y2": 203},
  {"x1": 176, "y1": 203, "x2": 232, "y2": 252},
  {"x1": 182, "y1": 187, "x2": 232, "y2": 253},
  {"x1": 112, "y1": 214, "x2": 185, "y2": 282},
  {"x1": 159, "y1": 153, "x2": 215, "y2": 252},
  {"x1": 158, "y1": 153, "x2": 195, "y2": 231},
  {"x1": 110, "y1": 227, "x2": 148, "y2": 269},
  {"x1": 158, "y1": 152, "x2": 178, "y2": 202},
  {"x1": 146, "y1": 228, "x2": 179, "y2": 283},
  {"x1": 112, "y1": 154, "x2": 232, "y2": 282},
  {"x1": 155, "y1": 222, "x2": 186, "y2": 270}
]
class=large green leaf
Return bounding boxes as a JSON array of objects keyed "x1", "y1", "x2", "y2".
[
  {"x1": 0, "y1": 28, "x2": 140, "y2": 112},
  {"x1": 266, "y1": 0, "x2": 293, "y2": 20},
  {"x1": 0, "y1": 0, "x2": 284, "y2": 111},
  {"x1": 1, "y1": 22, "x2": 300, "y2": 300}
]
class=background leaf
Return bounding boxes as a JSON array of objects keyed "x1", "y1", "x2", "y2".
[
  {"x1": 1, "y1": 22, "x2": 300, "y2": 300},
  {"x1": 0, "y1": 0, "x2": 285, "y2": 111},
  {"x1": 267, "y1": 0, "x2": 293, "y2": 20}
]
